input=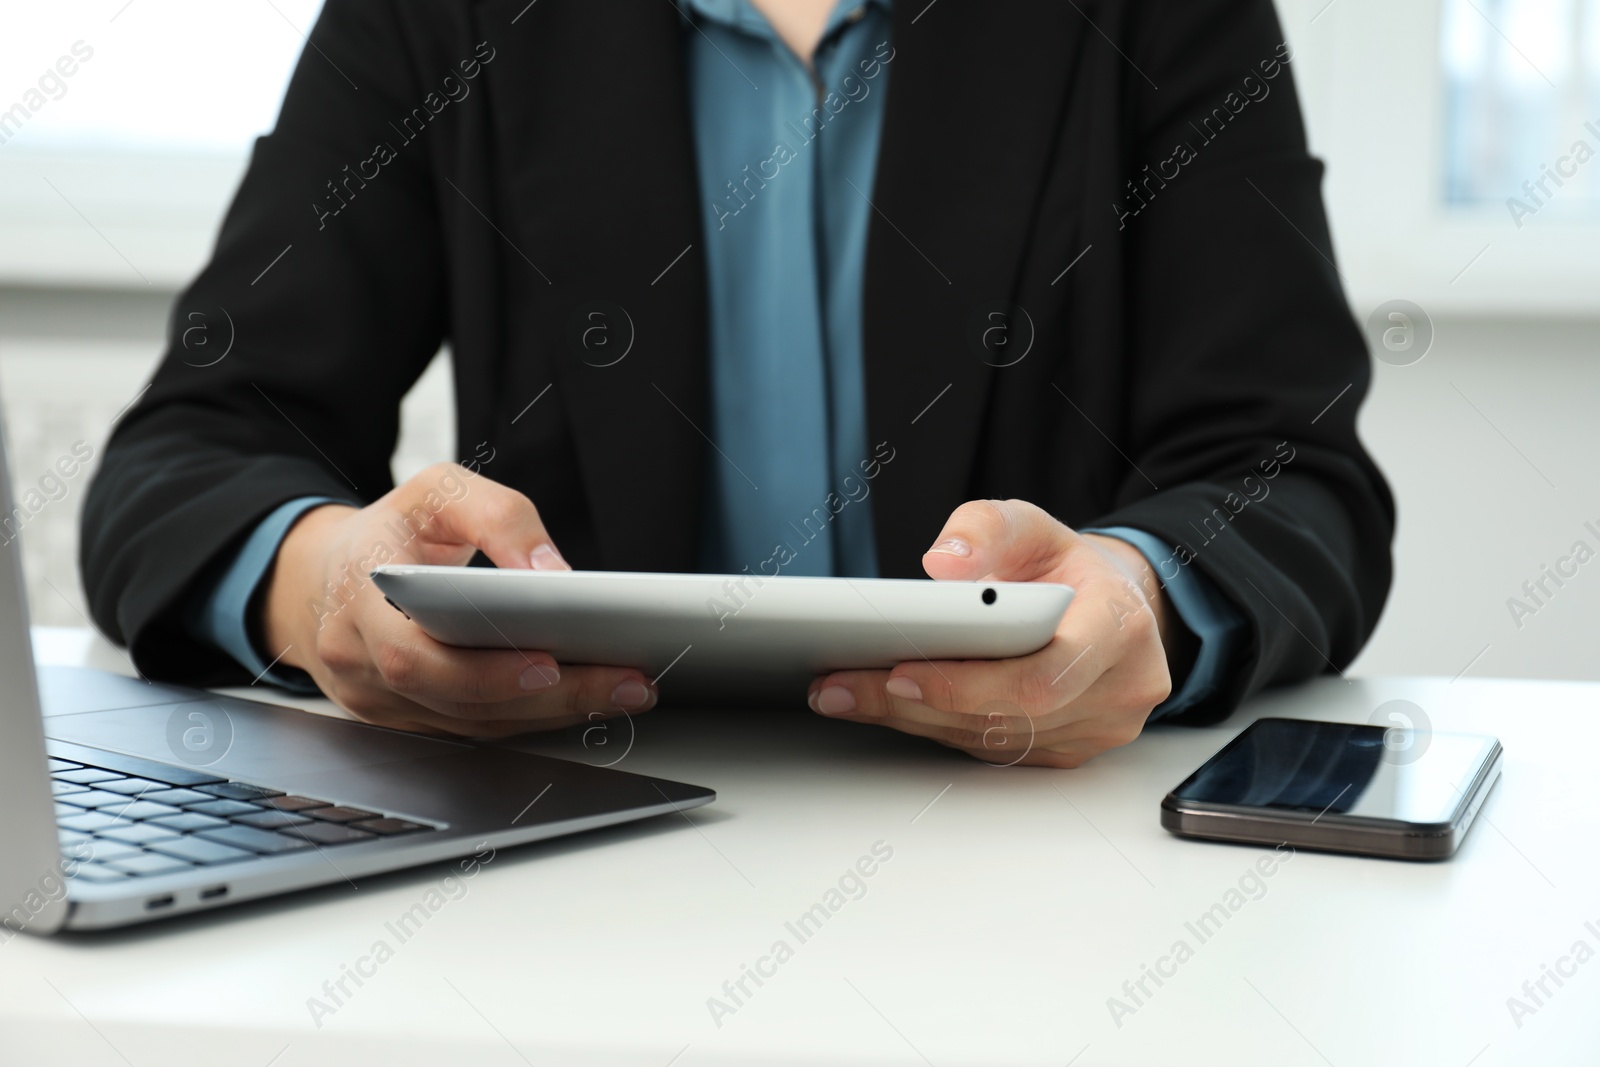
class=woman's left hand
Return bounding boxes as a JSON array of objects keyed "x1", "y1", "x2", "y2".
[{"x1": 807, "y1": 499, "x2": 1185, "y2": 767}]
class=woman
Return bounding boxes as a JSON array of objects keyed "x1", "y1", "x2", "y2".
[{"x1": 82, "y1": 0, "x2": 1393, "y2": 766}]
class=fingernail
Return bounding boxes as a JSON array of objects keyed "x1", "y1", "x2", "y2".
[
  {"x1": 929, "y1": 538, "x2": 971, "y2": 557},
  {"x1": 519, "y1": 663, "x2": 559, "y2": 691},
  {"x1": 611, "y1": 679, "x2": 652, "y2": 709},
  {"x1": 816, "y1": 686, "x2": 856, "y2": 715},
  {"x1": 530, "y1": 544, "x2": 570, "y2": 571},
  {"x1": 806, "y1": 689, "x2": 820, "y2": 713},
  {"x1": 885, "y1": 676, "x2": 923, "y2": 702}
]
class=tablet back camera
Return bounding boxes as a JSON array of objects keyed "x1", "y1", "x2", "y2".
[{"x1": 982, "y1": 587, "x2": 997, "y2": 605}]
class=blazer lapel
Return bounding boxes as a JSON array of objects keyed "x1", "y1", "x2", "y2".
[
  {"x1": 477, "y1": 0, "x2": 710, "y2": 570},
  {"x1": 864, "y1": 1, "x2": 1089, "y2": 575},
  {"x1": 473, "y1": 0, "x2": 1088, "y2": 575}
]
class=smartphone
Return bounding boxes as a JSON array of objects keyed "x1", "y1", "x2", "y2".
[{"x1": 1161, "y1": 717, "x2": 1503, "y2": 861}]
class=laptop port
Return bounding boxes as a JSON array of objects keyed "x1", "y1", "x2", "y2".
[
  {"x1": 199, "y1": 885, "x2": 229, "y2": 900},
  {"x1": 144, "y1": 895, "x2": 175, "y2": 911}
]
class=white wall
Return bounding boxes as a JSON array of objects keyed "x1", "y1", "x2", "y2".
[
  {"x1": 0, "y1": 290, "x2": 453, "y2": 634},
  {"x1": 1348, "y1": 317, "x2": 1600, "y2": 682},
  {"x1": 0, "y1": 0, "x2": 1593, "y2": 684}
]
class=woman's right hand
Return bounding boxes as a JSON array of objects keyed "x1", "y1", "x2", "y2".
[{"x1": 260, "y1": 463, "x2": 658, "y2": 737}]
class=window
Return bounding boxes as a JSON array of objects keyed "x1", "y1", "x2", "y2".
[
  {"x1": 1442, "y1": 0, "x2": 1600, "y2": 214},
  {"x1": 0, "y1": 2, "x2": 324, "y2": 286},
  {"x1": 2, "y1": 2, "x2": 322, "y2": 153}
]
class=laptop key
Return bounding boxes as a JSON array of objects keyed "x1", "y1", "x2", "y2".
[
  {"x1": 57, "y1": 789, "x2": 134, "y2": 810},
  {"x1": 196, "y1": 825, "x2": 313, "y2": 854},
  {"x1": 47, "y1": 758, "x2": 82, "y2": 772},
  {"x1": 307, "y1": 806, "x2": 380, "y2": 823},
  {"x1": 98, "y1": 823, "x2": 183, "y2": 846},
  {"x1": 53, "y1": 767, "x2": 125, "y2": 785},
  {"x1": 264, "y1": 795, "x2": 332, "y2": 812},
  {"x1": 44, "y1": 741, "x2": 227, "y2": 788},
  {"x1": 232, "y1": 810, "x2": 314, "y2": 829},
  {"x1": 187, "y1": 799, "x2": 263, "y2": 817},
  {"x1": 146, "y1": 837, "x2": 256, "y2": 866},
  {"x1": 95, "y1": 777, "x2": 172, "y2": 796},
  {"x1": 351, "y1": 817, "x2": 431, "y2": 835},
  {"x1": 79, "y1": 840, "x2": 146, "y2": 863},
  {"x1": 196, "y1": 782, "x2": 285, "y2": 801},
  {"x1": 105, "y1": 853, "x2": 194, "y2": 877},
  {"x1": 51, "y1": 780, "x2": 89, "y2": 796},
  {"x1": 55, "y1": 802, "x2": 80, "y2": 818},
  {"x1": 139, "y1": 788, "x2": 217, "y2": 807},
  {"x1": 287, "y1": 822, "x2": 378, "y2": 846},
  {"x1": 68, "y1": 863, "x2": 130, "y2": 883},
  {"x1": 148, "y1": 812, "x2": 229, "y2": 833},
  {"x1": 105, "y1": 800, "x2": 186, "y2": 822},
  {"x1": 60, "y1": 844, "x2": 97, "y2": 870},
  {"x1": 58, "y1": 811, "x2": 129, "y2": 833}
]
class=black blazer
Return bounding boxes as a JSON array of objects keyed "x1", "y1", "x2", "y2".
[{"x1": 82, "y1": 0, "x2": 1394, "y2": 723}]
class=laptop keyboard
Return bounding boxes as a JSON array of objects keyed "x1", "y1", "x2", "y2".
[{"x1": 47, "y1": 740, "x2": 440, "y2": 884}]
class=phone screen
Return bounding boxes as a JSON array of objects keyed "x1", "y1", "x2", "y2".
[{"x1": 1172, "y1": 718, "x2": 1497, "y2": 825}]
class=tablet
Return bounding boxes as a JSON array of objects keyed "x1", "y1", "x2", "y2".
[{"x1": 371, "y1": 566, "x2": 1073, "y2": 703}]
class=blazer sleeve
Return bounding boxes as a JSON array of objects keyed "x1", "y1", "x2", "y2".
[
  {"x1": 1084, "y1": 0, "x2": 1396, "y2": 723},
  {"x1": 80, "y1": 1, "x2": 448, "y2": 685}
]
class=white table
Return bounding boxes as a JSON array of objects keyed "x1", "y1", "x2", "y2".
[{"x1": 6, "y1": 627, "x2": 1597, "y2": 1066}]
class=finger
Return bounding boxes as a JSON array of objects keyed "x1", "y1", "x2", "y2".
[
  {"x1": 359, "y1": 616, "x2": 657, "y2": 723},
  {"x1": 410, "y1": 663, "x2": 659, "y2": 726},
  {"x1": 389, "y1": 463, "x2": 570, "y2": 572},
  {"x1": 922, "y1": 499, "x2": 1075, "y2": 583},
  {"x1": 325, "y1": 628, "x2": 657, "y2": 733},
  {"x1": 359, "y1": 609, "x2": 566, "y2": 705},
  {"x1": 812, "y1": 668, "x2": 1137, "y2": 759},
  {"x1": 335, "y1": 685, "x2": 632, "y2": 740},
  {"x1": 812, "y1": 669, "x2": 979, "y2": 737},
  {"x1": 363, "y1": 639, "x2": 656, "y2": 723},
  {"x1": 882, "y1": 634, "x2": 1108, "y2": 719},
  {"x1": 809, "y1": 669, "x2": 1068, "y2": 757}
]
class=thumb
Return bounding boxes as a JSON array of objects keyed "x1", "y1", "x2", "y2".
[
  {"x1": 389, "y1": 463, "x2": 570, "y2": 571},
  {"x1": 922, "y1": 499, "x2": 1076, "y2": 582}
]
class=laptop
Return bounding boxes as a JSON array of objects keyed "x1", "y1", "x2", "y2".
[{"x1": 0, "y1": 426, "x2": 715, "y2": 934}]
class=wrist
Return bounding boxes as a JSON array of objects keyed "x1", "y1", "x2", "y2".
[
  {"x1": 261, "y1": 503, "x2": 358, "y2": 667},
  {"x1": 1082, "y1": 532, "x2": 1196, "y2": 682}
]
